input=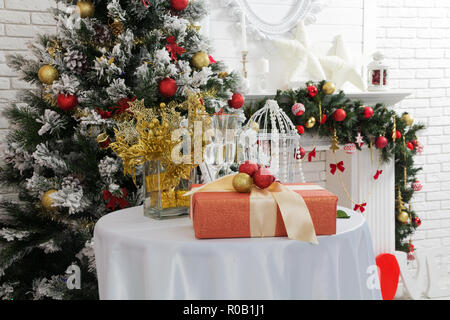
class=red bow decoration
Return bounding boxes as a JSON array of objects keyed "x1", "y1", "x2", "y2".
[
  {"x1": 142, "y1": 0, "x2": 150, "y2": 7},
  {"x1": 165, "y1": 36, "x2": 185, "y2": 61},
  {"x1": 96, "y1": 96, "x2": 137, "y2": 119},
  {"x1": 209, "y1": 55, "x2": 217, "y2": 64},
  {"x1": 374, "y1": 170, "x2": 383, "y2": 180},
  {"x1": 308, "y1": 148, "x2": 316, "y2": 162},
  {"x1": 354, "y1": 203, "x2": 367, "y2": 213},
  {"x1": 330, "y1": 161, "x2": 345, "y2": 175},
  {"x1": 103, "y1": 188, "x2": 129, "y2": 210}
]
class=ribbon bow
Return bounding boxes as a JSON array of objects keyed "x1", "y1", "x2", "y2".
[
  {"x1": 165, "y1": 36, "x2": 185, "y2": 61},
  {"x1": 103, "y1": 188, "x2": 129, "y2": 210},
  {"x1": 354, "y1": 203, "x2": 367, "y2": 213},
  {"x1": 329, "y1": 161, "x2": 345, "y2": 175},
  {"x1": 374, "y1": 170, "x2": 383, "y2": 180},
  {"x1": 308, "y1": 148, "x2": 316, "y2": 162},
  {"x1": 185, "y1": 175, "x2": 319, "y2": 244}
]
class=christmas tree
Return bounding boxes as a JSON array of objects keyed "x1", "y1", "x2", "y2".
[{"x1": 0, "y1": 0, "x2": 242, "y2": 300}]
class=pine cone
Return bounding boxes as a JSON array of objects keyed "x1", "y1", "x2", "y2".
[
  {"x1": 93, "y1": 24, "x2": 113, "y2": 46},
  {"x1": 64, "y1": 49, "x2": 89, "y2": 73}
]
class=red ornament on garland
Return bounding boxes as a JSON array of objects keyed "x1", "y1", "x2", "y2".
[
  {"x1": 407, "y1": 142, "x2": 414, "y2": 150},
  {"x1": 363, "y1": 106, "x2": 374, "y2": 119},
  {"x1": 414, "y1": 216, "x2": 422, "y2": 227},
  {"x1": 296, "y1": 125, "x2": 305, "y2": 135},
  {"x1": 395, "y1": 130, "x2": 402, "y2": 139},
  {"x1": 320, "y1": 114, "x2": 327, "y2": 124},
  {"x1": 295, "y1": 147, "x2": 306, "y2": 160},
  {"x1": 307, "y1": 85, "x2": 318, "y2": 97},
  {"x1": 412, "y1": 180, "x2": 423, "y2": 191},
  {"x1": 57, "y1": 93, "x2": 78, "y2": 111},
  {"x1": 375, "y1": 136, "x2": 388, "y2": 149},
  {"x1": 239, "y1": 161, "x2": 259, "y2": 178},
  {"x1": 291, "y1": 103, "x2": 305, "y2": 116},
  {"x1": 170, "y1": 0, "x2": 189, "y2": 11},
  {"x1": 344, "y1": 142, "x2": 356, "y2": 154},
  {"x1": 228, "y1": 93, "x2": 244, "y2": 109},
  {"x1": 253, "y1": 167, "x2": 275, "y2": 189},
  {"x1": 158, "y1": 77, "x2": 178, "y2": 98},
  {"x1": 333, "y1": 108, "x2": 347, "y2": 122},
  {"x1": 411, "y1": 139, "x2": 418, "y2": 147}
]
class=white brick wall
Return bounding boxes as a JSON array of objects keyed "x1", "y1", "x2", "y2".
[{"x1": 376, "y1": 0, "x2": 450, "y2": 256}]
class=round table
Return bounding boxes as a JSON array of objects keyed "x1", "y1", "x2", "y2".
[{"x1": 94, "y1": 206, "x2": 381, "y2": 300}]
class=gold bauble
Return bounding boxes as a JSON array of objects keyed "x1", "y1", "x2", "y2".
[
  {"x1": 402, "y1": 113, "x2": 414, "y2": 126},
  {"x1": 192, "y1": 52, "x2": 210, "y2": 69},
  {"x1": 232, "y1": 173, "x2": 253, "y2": 193},
  {"x1": 397, "y1": 211, "x2": 409, "y2": 223},
  {"x1": 77, "y1": 1, "x2": 95, "y2": 18},
  {"x1": 38, "y1": 65, "x2": 59, "y2": 85},
  {"x1": 322, "y1": 81, "x2": 335, "y2": 95},
  {"x1": 41, "y1": 190, "x2": 57, "y2": 210},
  {"x1": 305, "y1": 117, "x2": 316, "y2": 129}
]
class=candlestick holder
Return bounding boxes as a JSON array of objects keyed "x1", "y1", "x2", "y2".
[{"x1": 241, "y1": 51, "x2": 248, "y2": 78}]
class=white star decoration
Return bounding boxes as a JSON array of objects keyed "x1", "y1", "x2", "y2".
[
  {"x1": 356, "y1": 132, "x2": 364, "y2": 147},
  {"x1": 319, "y1": 35, "x2": 366, "y2": 91},
  {"x1": 274, "y1": 21, "x2": 326, "y2": 83}
]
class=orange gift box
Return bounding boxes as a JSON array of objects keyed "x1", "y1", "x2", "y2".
[{"x1": 189, "y1": 183, "x2": 337, "y2": 239}]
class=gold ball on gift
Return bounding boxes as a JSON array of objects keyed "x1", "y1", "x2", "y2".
[
  {"x1": 322, "y1": 81, "x2": 335, "y2": 95},
  {"x1": 38, "y1": 65, "x2": 59, "y2": 85},
  {"x1": 397, "y1": 211, "x2": 409, "y2": 223},
  {"x1": 402, "y1": 113, "x2": 414, "y2": 126},
  {"x1": 191, "y1": 51, "x2": 210, "y2": 69},
  {"x1": 76, "y1": 0, "x2": 95, "y2": 18},
  {"x1": 305, "y1": 116, "x2": 316, "y2": 129},
  {"x1": 232, "y1": 173, "x2": 253, "y2": 193},
  {"x1": 41, "y1": 189, "x2": 57, "y2": 210}
]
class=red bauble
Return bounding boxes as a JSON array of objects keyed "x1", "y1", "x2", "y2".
[
  {"x1": 291, "y1": 103, "x2": 305, "y2": 116},
  {"x1": 407, "y1": 142, "x2": 414, "y2": 150},
  {"x1": 299, "y1": 147, "x2": 306, "y2": 159},
  {"x1": 414, "y1": 216, "x2": 422, "y2": 227},
  {"x1": 296, "y1": 125, "x2": 305, "y2": 135},
  {"x1": 170, "y1": 0, "x2": 189, "y2": 11},
  {"x1": 57, "y1": 93, "x2": 78, "y2": 111},
  {"x1": 363, "y1": 106, "x2": 374, "y2": 119},
  {"x1": 375, "y1": 136, "x2": 388, "y2": 149},
  {"x1": 412, "y1": 180, "x2": 423, "y2": 191},
  {"x1": 253, "y1": 167, "x2": 275, "y2": 189},
  {"x1": 411, "y1": 139, "x2": 418, "y2": 147},
  {"x1": 395, "y1": 130, "x2": 402, "y2": 139},
  {"x1": 228, "y1": 93, "x2": 244, "y2": 109},
  {"x1": 333, "y1": 108, "x2": 347, "y2": 122},
  {"x1": 239, "y1": 161, "x2": 259, "y2": 177},
  {"x1": 158, "y1": 77, "x2": 178, "y2": 98},
  {"x1": 307, "y1": 85, "x2": 318, "y2": 97}
]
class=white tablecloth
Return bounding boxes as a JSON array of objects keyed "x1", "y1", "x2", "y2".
[{"x1": 94, "y1": 206, "x2": 381, "y2": 300}]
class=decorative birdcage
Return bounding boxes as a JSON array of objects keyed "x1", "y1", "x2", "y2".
[{"x1": 240, "y1": 99, "x2": 305, "y2": 183}]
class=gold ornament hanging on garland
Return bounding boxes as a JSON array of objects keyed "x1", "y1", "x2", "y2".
[
  {"x1": 402, "y1": 113, "x2": 414, "y2": 126},
  {"x1": 192, "y1": 52, "x2": 210, "y2": 69},
  {"x1": 76, "y1": 0, "x2": 95, "y2": 18},
  {"x1": 397, "y1": 211, "x2": 409, "y2": 223},
  {"x1": 322, "y1": 81, "x2": 335, "y2": 95},
  {"x1": 41, "y1": 190, "x2": 57, "y2": 210},
  {"x1": 305, "y1": 116, "x2": 316, "y2": 129},
  {"x1": 38, "y1": 65, "x2": 59, "y2": 85},
  {"x1": 109, "y1": 18, "x2": 124, "y2": 36}
]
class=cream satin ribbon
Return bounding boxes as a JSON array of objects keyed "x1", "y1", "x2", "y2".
[{"x1": 185, "y1": 174, "x2": 319, "y2": 244}]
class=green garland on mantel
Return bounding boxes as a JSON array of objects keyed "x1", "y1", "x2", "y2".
[{"x1": 244, "y1": 80, "x2": 425, "y2": 253}]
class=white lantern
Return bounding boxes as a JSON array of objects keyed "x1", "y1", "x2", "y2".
[
  {"x1": 367, "y1": 51, "x2": 389, "y2": 91},
  {"x1": 240, "y1": 100, "x2": 304, "y2": 183}
]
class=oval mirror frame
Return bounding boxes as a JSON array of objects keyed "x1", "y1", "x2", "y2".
[{"x1": 220, "y1": 0, "x2": 324, "y2": 40}]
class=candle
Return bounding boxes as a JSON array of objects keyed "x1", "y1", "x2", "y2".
[
  {"x1": 256, "y1": 58, "x2": 269, "y2": 74},
  {"x1": 241, "y1": 10, "x2": 247, "y2": 52}
]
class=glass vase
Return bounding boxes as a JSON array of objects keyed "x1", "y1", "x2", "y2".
[{"x1": 143, "y1": 160, "x2": 193, "y2": 219}]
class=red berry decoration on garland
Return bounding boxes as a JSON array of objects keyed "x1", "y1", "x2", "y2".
[
  {"x1": 375, "y1": 136, "x2": 388, "y2": 149},
  {"x1": 228, "y1": 93, "x2": 244, "y2": 109},
  {"x1": 296, "y1": 125, "x2": 305, "y2": 135},
  {"x1": 407, "y1": 142, "x2": 414, "y2": 150},
  {"x1": 307, "y1": 85, "x2": 318, "y2": 98},
  {"x1": 363, "y1": 106, "x2": 374, "y2": 119},
  {"x1": 253, "y1": 167, "x2": 275, "y2": 189},
  {"x1": 239, "y1": 161, "x2": 259, "y2": 177},
  {"x1": 333, "y1": 108, "x2": 347, "y2": 122},
  {"x1": 291, "y1": 102, "x2": 305, "y2": 116},
  {"x1": 158, "y1": 77, "x2": 178, "y2": 98},
  {"x1": 57, "y1": 93, "x2": 78, "y2": 111},
  {"x1": 413, "y1": 216, "x2": 421, "y2": 227},
  {"x1": 395, "y1": 130, "x2": 402, "y2": 139},
  {"x1": 170, "y1": 0, "x2": 189, "y2": 11}
]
